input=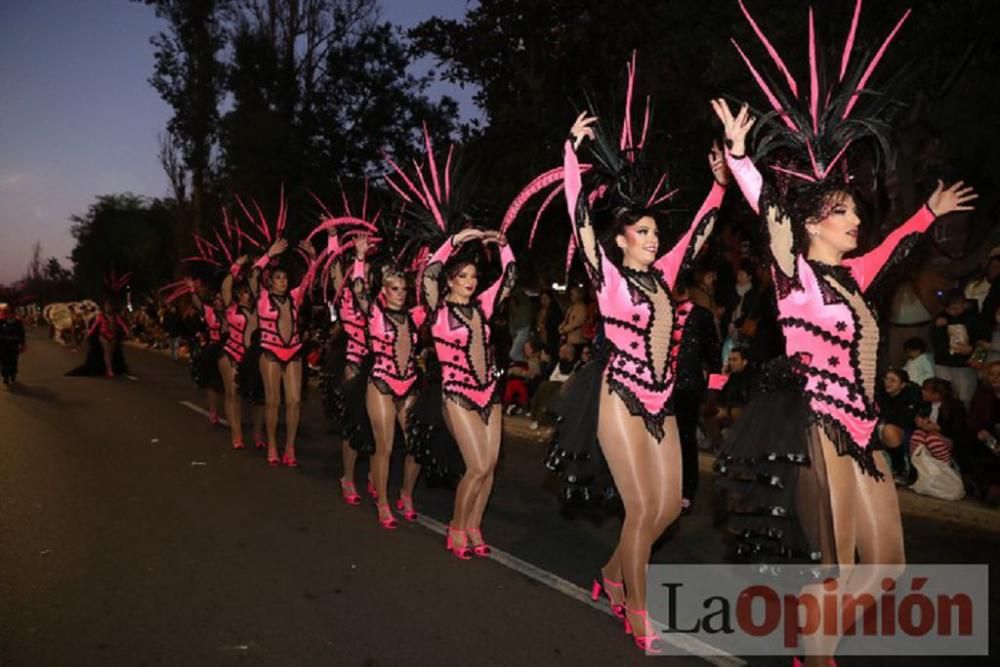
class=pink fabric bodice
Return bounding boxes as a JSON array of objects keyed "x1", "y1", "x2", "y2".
[
  {"x1": 223, "y1": 303, "x2": 253, "y2": 363},
  {"x1": 563, "y1": 140, "x2": 726, "y2": 440},
  {"x1": 203, "y1": 305, "x2": 223, "y2": 344},
  {"x1": 727, "y1": 152, "x2": 937, "y2": 473},
  {"x1": 335, "y1": 283, "x2": 368, "y2": 369},
  {"x1": 422, "y1": 240, "x2": 517, "y2": 422}
]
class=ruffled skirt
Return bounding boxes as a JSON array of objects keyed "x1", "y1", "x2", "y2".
[
  {"x1": 236, "y1": 345, "x2": 265, "y2": 405},
  {"x1": 65, "y1": 332, "x2": 128, "y2": 376},
  {"x1": 407, "y1": 378, "x2": 463, "y2": 486},
  {"x1": 191, "y1": 340, "x2": 223, "y2": 391}
]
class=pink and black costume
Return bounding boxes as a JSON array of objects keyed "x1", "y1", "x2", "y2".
[
  {"x1": 351, "y1": 258, "x2": 427, "y2": 402},
  {"x1": 253, "y1": 254, "x2": 309, "y2": 365},
  {"x1": 421, "y1": 240, "x2": 516, "y2": 423},
  {"x1": 190, "y1": 303, "x2": 225, "y2": 392},
  {"x1": 66, "y1": 310, "x2": 131, "y2": 377},
  {"x1": 544, "y1": 139, "x2": 727, "y2": 499}
]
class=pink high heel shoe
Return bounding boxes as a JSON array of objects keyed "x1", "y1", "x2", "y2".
[
  {"x1": 366, "y1": 477, "x2": 378, "y2": 500},
  {"x1": 591, "y1": 575, "x2": 627, "y2": 622},
  {"x1": 467, "y1": 527, "x2": 491, "y2": 557},
  {"x1": 624, "y1": 607, "x2": 664, "y2": 654},
  {"x1": 445, "y1": 526, "x2": 472, "y2": 560},
  {"x1": 376, "y1": 504, "x2": 398, "y2": 530},
  {"x1": 281, "y1": 452, "x2": 298, "y2": 468},
  {"x1": 209, "y1": 410, "x2": 220, "y2": 426},
  {"x1": 339, "y1": 480, "x2": 362, "y2": 506},
  {"x1": 254, "y1": 434, "x2": 266, "y2": 449},
  {"x1": 395, "y1": 493, "x2": 418, "y2": 522},
  {"x1": 232, "y1": 440, "x2": 246, "y2": 450}
]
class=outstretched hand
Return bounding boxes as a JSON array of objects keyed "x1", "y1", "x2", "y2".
[
  {"x1": 569, "y1": 111, "x2": 598, "y2": 150},
  {"x1": 452, "y1": 228, "x2": 484, "y2": 246},
  {"x1": 298, "y1": 239, "x2": 317, "y2": 259},
  {"x1": 927, "y1": 180, "x2": 978, "y2": 217},
  {"x1": 267, "y1": 238, "x2": 289, "y2": 258},
  {"x1": 481, "y1": 230, "x2": 508, "y2": 247},
  {"x1": 354, "y1": 234, "x2": 370, "y2": 258},
  {"x1": 710, "y1": 99, "x2": 755, "y2": 157},
  {"x1": 709, "y1": 141, "x2": 730, "y2": 186}
]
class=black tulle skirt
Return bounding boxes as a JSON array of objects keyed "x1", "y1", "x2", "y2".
[
  {"x1": 715, "y1": 357, "x2": 823, "y2": 562},
  {"x1": 336, "y1": 356, "x2": 375, "y2": 455},
  {"x1": 543, "y1": 359, "x2": 617, "y2": 504},
  {"x1": 236, "y1": 346, "x2": 265, "y2": 405},
  {"x1": 66, "y1": 332, "x2": 128, "y2": 377},
  {"x1": 407, "y1": 378, "x2": 464, "y2": 486},
  {"x1": 190, "y1": 340, "x2": 223, "y2": 391}
]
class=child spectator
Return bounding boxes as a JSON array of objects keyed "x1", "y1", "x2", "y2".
[
  {"x1": 903, "y1": 337, "x2": 935, "y2": 387},
  {"x1": 910, "y1": 378, "x2": 967, "y2": 468},
  {"x1": 932, "y1": 291, "x2": 985, "y2": 406},
  {"x1": 877, "y1": 368, "x2": 922, "y2": 482}
]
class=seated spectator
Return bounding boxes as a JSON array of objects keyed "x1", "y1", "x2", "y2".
[
  {"x1": 932, "y1": 291, "x2": 986, "y2": 407},
  {"x1": 876, "y1": 368, "x2": 922, "y2": 481},
  {"x1": 503, "y1": 338, "x2": 548, "y2": 413},
  {"x1": 529, "y1": 343, "x2": 581, "y2": 427},
  {"x1": 703, "y1": 346, "x2": 754, "y2": 452},
  {"x1": 903, "y1": 337, "x2": 934, "y2": 387},
  {"x1": 909, "y1": 378, "x2": 967, "y2": 473},
  {"x1": 962, "y1": 361, "x2": 1000, "y2": 503}
]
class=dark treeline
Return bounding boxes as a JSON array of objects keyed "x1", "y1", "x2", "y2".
[{"x1": 64, "y1": 0, "x2": 999, "y2": 298}]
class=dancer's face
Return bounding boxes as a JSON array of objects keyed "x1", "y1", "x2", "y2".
[
  {"x1": 447, "y1": 263, "x2": 478, "y2": 300},
  {"x1": 213, "y1": 293, "x2": 225, "y2": 310},
  {"x1": 805, "y1": 191, "x2": 860, "y2": 255},
  {"x1": 616, "y1": 215, "x2": 659, "y2": 269},
  {"x1": 382, "y1": 276, "x2": 407, "y2": 310},
  {"x1": 271, "y1": 270, "x2": 288, "y2": 295},
  {"x1": 238, "y1": 287, "x2": 252, "y2": 307}
]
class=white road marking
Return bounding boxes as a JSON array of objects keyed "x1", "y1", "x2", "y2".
[
  {"x1": 413, "y1": 514, "x2": 745, "y2": 666},
  {"x1": 179, "y1": 400, "x2": 229, "y2": 427},
  {"x1": 126, "y1": 375, "x2": 139, "y2": 381},
  {"x1": 177, "y1": 399, "x2": 742, "y2": 664}
]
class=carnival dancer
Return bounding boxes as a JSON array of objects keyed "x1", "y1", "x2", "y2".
[
  {"x1": 186, "y1": 282, "x2": 225, "y2": 426},
  {"x1": 713, "y1": 2, "x2": 976, "y2": 663},
  {"x1": 66, "y1": 272, "x2": 132, "y2": 378},
  {"x1": 219, "y1": 257, "x2": 265, "y2": 450},
  {"x1": 349, "y1": 234, "x2": 427, "y2": 528}
]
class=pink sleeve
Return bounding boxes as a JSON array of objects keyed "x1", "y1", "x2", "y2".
[
  {"x1": 725, "y1": 153, "x2": 763, "y2": 215},
  {"x1": 563, "y1": 139, "x2": 622, "y2": 293},
  {"x1": 654, "y1": 181, "x2": 726, "y2": 288},
  {"x1": 843, "y1": 205, "x2": 937, "y2": 293},
  {"x1": 253, "y1": 254, "x2": 270, "y2": 272},
  {"x1": 420, "y1": 238, "x2": 456, "y2": 309},
  {"x1": 476, "y1": 243, "x2": 516, "y2": 320}
]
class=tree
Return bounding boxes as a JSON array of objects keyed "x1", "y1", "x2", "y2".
[
  {"x1": 70, "y1": 194, "x2": 178, "y2": 298},
  {"x1": 145, "y1": 0, "x2": 229, "y2": 235}
]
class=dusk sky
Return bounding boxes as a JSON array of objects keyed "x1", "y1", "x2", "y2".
[{"x1": 0, "y1": 0, "x2": 478, "y2": 283}]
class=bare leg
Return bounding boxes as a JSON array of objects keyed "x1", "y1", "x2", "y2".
[
  {"x1": 467, "y1": 404, "x2": 502, "y2": 532},
  {"x1": 219, "y1": 356, "x2": 242, "y2": 446},
  {"x1": 100, "y1": 338, "x2": 114, "y2": 376},
  {"x1": 443, "y1": 401, "x2": 492, "y2": 533},
  {"x1": 207, "y1": 387, "x2": 220, "y2": 419},
  {"x1": 366, "y1": 384, "x2": 397, "y2": 523},
  {"x1": 281, "y1": 359, "x2": 302, "y2": 459},
  {"x1": 802, "y1": 430, "x2": 905, "y2": 666},
  {"x1": 259, "y1": 355, "x2": 283, "y2": 461},
  {"x1": 397, "y1": 396, "x2": 421, "y2": 500},
  {"x1": 252, "y1": 404, "x2": 264, "y2": 445},
  {"x1": 341, "y1": 365, "x2": 359, "y2": 484},
  {"x1": 596, "y1": 379, "x2": 680, "y2": 628}
]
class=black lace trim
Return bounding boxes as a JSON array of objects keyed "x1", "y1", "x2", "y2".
[
  {"x1": 443, "y1": 386, "x2": 500, "y2": 424},
  {"x1": 371, "y1": 375, "x2": 420, "y2": 403},
  {"x1": 813, "y1": 412, "x2": 883, "y2": 480},
  {"x1": 777, "y1": 316, "x2": 852, "y2": 349},
  {"x1": 866, "y1": 231, "x2": 923, "y2": 295},
  {"x1": 604, "y1": 374, "x2": 673, "y2": 441},
  {"x1": 574, "y1": 196, "x2": 605, "y2": 292},
  {"x1": 677, "y1": 209, "x2": 719, "y2": 280}
]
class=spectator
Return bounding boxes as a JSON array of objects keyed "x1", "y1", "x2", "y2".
[
  {"x1": 559, "y1": 285, "x2": 588, "y2": 349},
  {"x1": 503, "y1": 337, "x2": 548, "y2": 413},
  {"x1": 980, "y1": 303, "x2": 1000, "y2": 365},
  {"x1": 932, "y1": 291, "x2": 985, "y2": 406},
  {"x1": 528, "y1": 343, "x2": 580, "y2": 427},
  {"x1": 877, "y1": 368, "x2": 922, "y2": 482},
  {"x1": 508, "y1": 287, "x2": 536, "y2": 363},
  {"x1": 963, "y1": 247, "x2": 1000, "y2": 314},
  {"x1": 903, "y1": 337, "x2": 935, "y2": 387},
  {"x1": 909, "y1": 378, "x2": 967, "y2": 471},
  {"x1": 673, "y1": 287, "x2": 721, "y2": 514},
  {"x1": 687, "y1": 264, "x2": 721, "y2": 336},
  {"x1": 535, "y1": 289, "x2": 563, "y2": 360},
  {"x1": 962, "y1": 361, "x2": 1000, "y2": 502},
  {"x1": 162, "y1": 305, "x2": 183, "y2": 362},
  {"x1": 703, "y1": 346, "x2": 754, "y2": 452}
]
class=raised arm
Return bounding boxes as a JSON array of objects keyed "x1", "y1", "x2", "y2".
[
  {"x1": 291, "y1": 239, "x2": 321, "y2": 308},
  {"x1": 348, "y1": 236, "x2": 372, "y2": 315},
  {"x1": 420, "y1": 229, "x2": 483, "y2": 311},
  {"x1": 654, "y1": 143, "x2": 729, "y2": 288},
  {"x1": 712, "y1": 98, "x2": 796, "y2": 279},
  {"x1": 222, "y1": 255, "x2": 247, "y2": 307},
  {"x1": 563, "y1": 115, "x2": 605, "y2": 287},
  {"x1": 476, "y1": 233, "x2": 517, "y2": 320},
  {"x1": 844, "y1": 181, "x2": 977, "y2": 293}
]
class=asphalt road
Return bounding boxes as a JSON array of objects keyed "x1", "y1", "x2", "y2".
[{"x1": 2, "y1": 330, "x2": 997, "y2": 666}]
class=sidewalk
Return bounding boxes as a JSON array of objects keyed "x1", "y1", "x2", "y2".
[{"x1": 503, "y1": 414, "x2": 1000, "y2": 534}]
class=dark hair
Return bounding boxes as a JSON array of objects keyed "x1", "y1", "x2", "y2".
[
  {"x1": 885, "y1": 367, "x2": 909, "y2": 384},
  {"x1": 922, "y1": 377, "x2": 953, "y2": 400},
  {"x1": 943, "y1": 290, "x2": 966, "y2": 308},
  {"x1": 784, "y1": 181, "x2": 863, "y2": 253},
  {"x1": 730, "y1": 345, "x2": 750, "y2": 361},
  {"x1": 599, "y1": 208, "x2": 657, "y2": 267},
  {"x1": 445, "y1": 258, "x2": 477, "y2": 281},
  {"x1": 904, "y1": 337, "x2": 927, "y2": 353}
]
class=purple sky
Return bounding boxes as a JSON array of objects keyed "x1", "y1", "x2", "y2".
[{"x1": 0, "y1": 0, "x2": 477, "y2": 283}]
